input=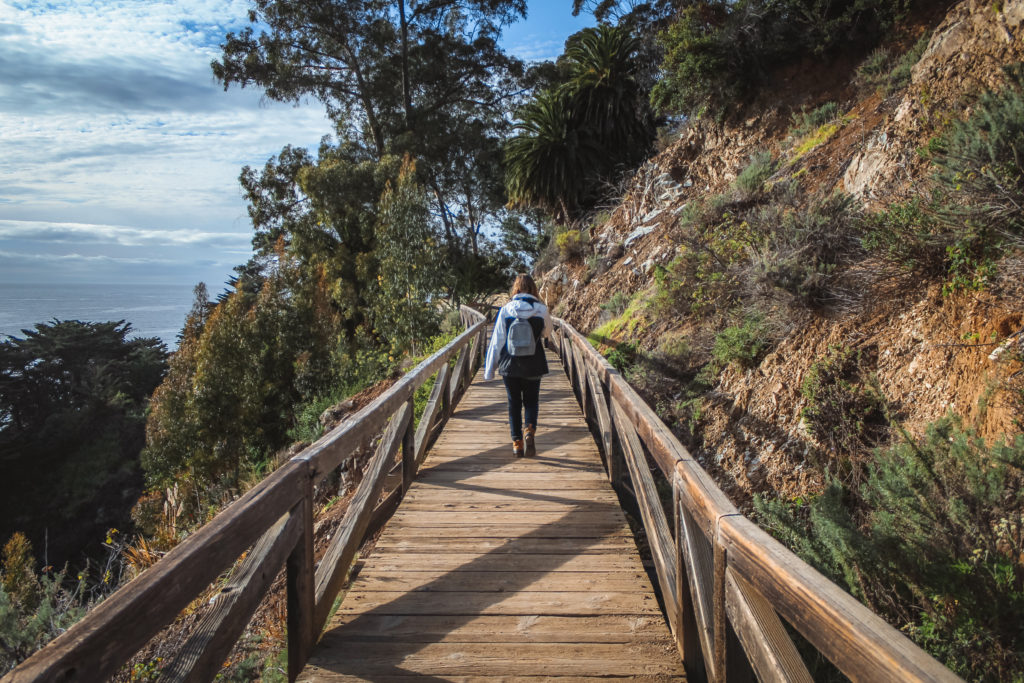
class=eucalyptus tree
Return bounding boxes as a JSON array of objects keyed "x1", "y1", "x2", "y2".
[{"x1": 214, "y1": 0, "x2": 528, "y2": 292}]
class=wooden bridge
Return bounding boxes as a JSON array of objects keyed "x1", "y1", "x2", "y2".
[{"x1": 5, "y1": 306, "x2": 960, "y2": 682}]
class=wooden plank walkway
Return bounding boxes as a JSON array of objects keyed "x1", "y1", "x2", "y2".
[{"x1": 299, "y1": 347, "x2": 686, "y2": 680}]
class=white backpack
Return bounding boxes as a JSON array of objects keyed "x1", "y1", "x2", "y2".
[{"x1": 506, "y1": 313, "x2": 536, "y2": 357}]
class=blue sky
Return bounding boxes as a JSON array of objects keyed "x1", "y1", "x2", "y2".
[{"x1": 0, "y1": 1, "x2": 591, "y2": 287}]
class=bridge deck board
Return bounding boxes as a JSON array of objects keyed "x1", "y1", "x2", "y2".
[{"x1": 299, "y1": 348, "x2": 685, "y2": 681}]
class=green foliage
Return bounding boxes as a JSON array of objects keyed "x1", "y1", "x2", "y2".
[
  {"x1": 855, "y1": 34, "x2": 931, "y2": 95},
  {"x1": 800, "y1": 346, "x2": 889, "y2": 458},
  {"x1": 142, "y1": 260, "x2": 348, "y2": 506},
  {"x1": 287, "y1": 393, "x2": 346, "y2": 445},
  {"x1": 653, "y1": 198, "x2": 750, "y2": 319},
  {"x1": 506, "y1": 89, "x2": 601, "y2": 223},
  {"x1": 933, "y1": 63, "x2": 1024, "y2": 239},
  {"x1": 0, "y1": 321, "x2": 167, "y2": 567},
  {"x1": 220, "y1": 0, "x2": 531, "y2": 304},
  {"x1": 756, "y1": 417, "x2": 1024, "y2": 678},
  {"x1": 733, "y1": 150, "x2": 776, "y2": 200},
  {"x1": 555, "y1": 229, "x2": 586, "y2": 261},
  {"x1": 750, "y1": 191, "x2": 863, "y2": 308},
  {"x1": 855, "y1": 48, "x2": 892, "y2": 90},
  {"x1": 862, "y1": 198, "x2": 948, "y2": 274},
  {"x1": 605, "y1": 340, "x2": 639, "y2": 372},
  {"x1": 506, "y1": 24, "x2": 656, "y2": 222},
  {"x1": 711, "y1": 317, "x2": 772, "y2": 370},
  {"x1": 791, "y1": 121, "x2": 841, "y2": 159},
  {"x1": 789, "y1": 102, "x2": 839, "y2": 139},
  {"x1": 653, "y1": 0, "x2": 912, "y2": 118},
  {"x1": 370, "y1": 157, "x2": 444, "y2": 357},
  {"x1": 755, "y1": 482, "x2": 874, "y2": 601},
  {"x1": 0, "y1": 536, "x2": 89, "y2": 675},
  {"x1": 650, "y1": 3, "x2": 749, "y2": 119},
  {"x1": 865, "y1": 65, "x2": 1024, "y2": 292},
  {"x1": 600, "y1": 291, "x2": 632, "y2": 317}
]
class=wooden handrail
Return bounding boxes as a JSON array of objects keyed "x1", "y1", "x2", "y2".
[
  {"x1": 550, "y1": 316, "x2": 961, "y2": 683},
  {"x1": 4, "y1": 306, "x2": 487, "y2": 683}
]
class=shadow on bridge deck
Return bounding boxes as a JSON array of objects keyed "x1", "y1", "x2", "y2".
[{"x1": 298, "y1": 349, "x2": 685, "y2": 681}]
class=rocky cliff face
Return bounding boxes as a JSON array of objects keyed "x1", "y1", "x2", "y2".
[{"x1": 538, "y1": 0, "x2": 1024, "y2": 509}]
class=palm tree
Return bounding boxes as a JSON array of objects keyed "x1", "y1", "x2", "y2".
[
  {"x1": 564, "y1": 24, "x2": 655, "y2": 167},
  {"x1": 505, "y1": 89, "x2": 601, "y2": 223},
  {"x1": 504, "y1": 25, "x2": 656, "y2": 223}
]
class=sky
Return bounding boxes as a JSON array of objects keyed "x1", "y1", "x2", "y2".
[{"x1": 0, "y1": 1, "x2": 591, "y2": 287}]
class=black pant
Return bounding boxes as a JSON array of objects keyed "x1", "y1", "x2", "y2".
[{"x1": 502, "y1": 376, "x2": 541, "y2": 440}]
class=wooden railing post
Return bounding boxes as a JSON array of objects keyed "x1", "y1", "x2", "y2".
[
  {"x1": 313, "y1": 401, "x2": 413, "y2": 634},
  {"x1": 440, "y1": 359, "x2": 452, "y2": 417},
  {"x1": 414, "y1": 363, "x2": 449, "y2": 464},
  {"x1": 287, "y1": 469, "x2": 316, "y2": 682},
  {"x1": 401, "y1": 397, "x2": 416, "y2": 493},
  {"x1": 674, "y1": 479, "x2": 704, "y2": 681},
  {"x1": 610, "y1": 398, "x2": 678, "y2": 624}
]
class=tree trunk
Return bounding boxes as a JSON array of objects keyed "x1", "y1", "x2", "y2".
[{"x1": 398, "y1": 0, "x2": 413, "y2": 132}]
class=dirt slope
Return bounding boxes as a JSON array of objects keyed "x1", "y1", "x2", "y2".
[{"x1": 539, "y1": 0, "x2": 1024, "y2": 510}]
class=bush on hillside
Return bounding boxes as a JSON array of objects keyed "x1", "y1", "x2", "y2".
[
  {"x1": 556, "y1": 229, "x2": 586, "y2": 262},
  {"x1": 733, "y1": 150, "x2": 776, "y2": 201},
  {"x1": 748, "y1": 191, "x2": 864, "y2": 309},
  {"x1": 933, "y1": 62, "x2": 1024, "y2": 242},
  {"x1": 865, "y1": 64, "x2": 1024, "y2": 293},
  {"x1": 862, "y1": 197, "x2": 948, "y2": 274},
  {"x1": 600, "y1": 291, "x2": 632, "y2": 317},
  {"x1": 800, "y1": 346, "x2": 889, "y2": 466},
  {"x1": 652, "y1": 0, "x2": 915, "y2": 118},
  {"x1": 756, "y1": 416, "x2": 1024, "y2": 679},
  {"x1": 789, "y1": 101, "x2": 840, "y2": 139},
  {"x1": 0, "y1": 534, "x2": 90, "y2": 675},
  {"x1": 711, "y1": 316, "x2": 773, "y2": 370}
]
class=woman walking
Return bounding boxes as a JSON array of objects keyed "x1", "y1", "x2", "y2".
[{"x1": 483, "y1": 274, "x2": 552, "y2": 457}]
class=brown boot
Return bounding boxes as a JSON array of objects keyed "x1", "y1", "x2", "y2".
[
  {"x1": 524, "y1": 425, "x2": 537, "y2": 458},
  {"x1": 512, "y1": 438, "x2": 524, "y2": 458}
]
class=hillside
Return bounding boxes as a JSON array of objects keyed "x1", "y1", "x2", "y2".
[{"x1": 537, "y1": 0, "x2": 1024, "y2": 676}]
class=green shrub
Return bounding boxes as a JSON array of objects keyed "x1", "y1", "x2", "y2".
[
  {"x1": 757, "y1": 416, "x2": 1024, "y2": 679},
  {"x1": 862, "y1": 198, "x2": 947, "y2": 274},
  {"x1": 605, "y1": 340, "x2": 639, "y2": 372},
  {"x1": 0, "y1": 536, "x2": 89, "y2": 674},
  {"x1": 653, "y1": 0, "x2": 912, "y2": 118},
  {"x1": 600, "y1": 291, "x2": 632, "y2": 317},
  {"x1": 749, "y1": 191, "x2": 863, "y2": 308},
  {"x1": 655, "y1": 334, "x2": 693, "y2": 370},
  {"x1": 555, "y1": 230, "x2": 586, "y2": 261},
  {"x1": 855, "y1": 48, "x2": 892, "y2": 91},
  {"x1": 654, "y1": 194, "x2": 754, "y2": 318},
  {"x1": 711, "y1": 317, "x2": 772, "y2": 370},
  {"x1": 865, "y1": 65, "x2": 1024, "y2": 293},
  {"x1": 801, "y1": 346, "x2": 889, "y2": 460},
  {"x1": 855, "y1": 34, "x2": 930, "y2": 95},
  {"x1": 934, "y1": 62, "x2": 1024, "y2": 239},
  {"x1": 651, "y1": 4, "x2": 751, "y2": 118},
  {"x1": 733, "y1": 151, "x2": 776, "y2": 200},
  {"x1": 885, "y1": 34, "x2": 930, "y2": 93},
  {"x1": 789, "y1": 101, "x2": 840, "y2": 139}
]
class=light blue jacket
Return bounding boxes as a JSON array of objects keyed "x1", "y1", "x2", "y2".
[{"x1": 483, "y1": 294, "x2": 552, "y2": 380}]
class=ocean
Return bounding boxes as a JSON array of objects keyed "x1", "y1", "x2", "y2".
[{"x1": 0, "y1": 283, "x2": 198, "y2": 349}]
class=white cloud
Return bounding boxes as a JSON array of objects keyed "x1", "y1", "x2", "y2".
[
  {"x1": 0, "y1": 219, "x2": 251, "y2": 249},
  {"x1": 0, "y1": 0, "x2": 332, "y2": 284},
  {"x1": 0, "y1": 249, "x2": 175, "y2": 265}
]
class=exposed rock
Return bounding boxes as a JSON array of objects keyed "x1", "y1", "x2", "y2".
[{"x1": 624, "y1": 226, "x2": 656, "y2": 247}]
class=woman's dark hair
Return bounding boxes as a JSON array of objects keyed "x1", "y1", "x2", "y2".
[{"x1": 511, "y1": 273, "x2": 539, "y2": 298}]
